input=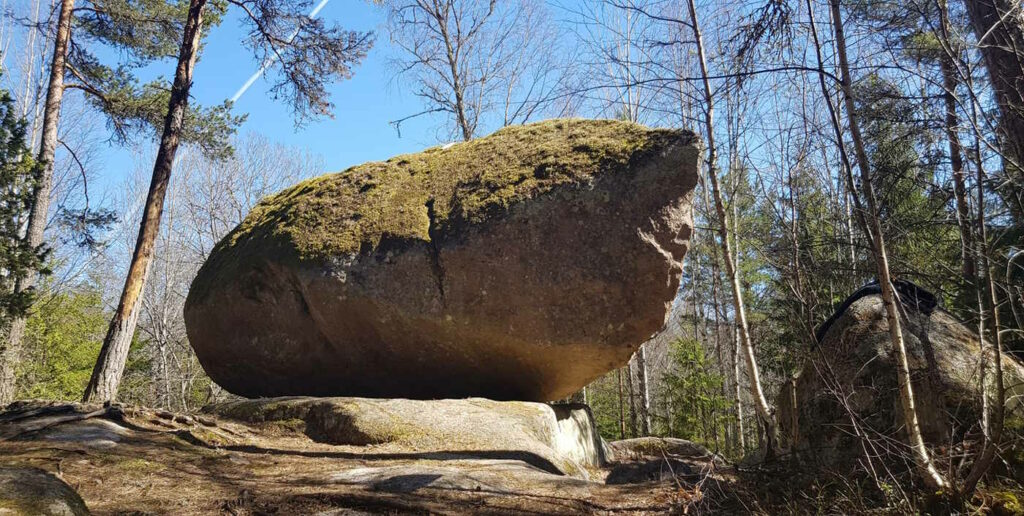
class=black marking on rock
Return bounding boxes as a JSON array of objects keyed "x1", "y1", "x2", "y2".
[{"x1": 814, "y1": 279, "x2": 938, "y2": 347}]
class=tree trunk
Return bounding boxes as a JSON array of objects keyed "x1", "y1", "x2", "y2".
[
  {"x1": 82, "y1": 0, "x2": 208, "y2": 402},
  {"x1": 960, "y1": 96, "x2": 1006, "y2": 495},
  {"x1": 827, "y1": 0, "x2": 947, "y2": 489},
  {"x1": 684, "y1": 0, "x2": 779, "y2": 456},
  {"x1": 432, "y1": 1, "x2": 479, "y2": 141},
  {"x1": 964, "y1": 0, "x2": 1024, "y2": 216},
  {"x1": 627, "y1": 356, "x2": 638, "y2": 438},
  {"x1": 0, "y1": 0, "x2": 74, "y2": 404},
  {"x1": 937, "y1": 0, "x2": 975, "y2": 283},
  {"x1": 636, "y1": 344, "x2": 651, "y2": 436},
  {"x1": 733, "y1": 328, "x2": 746, "y2": 453},
  {"x1": 617, "y1": 368, "x2": 626, "y2": 440}
]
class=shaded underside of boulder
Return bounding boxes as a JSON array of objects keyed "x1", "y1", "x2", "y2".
[
  {"x1": 0, "y1": 466, "x2": 89, "y2": 515},
  {"x1": 205, "y1": 396, "x2": 611, "y2": 479},
  {"x1": 779, "y1": 293, "x2": 1024, "y2": 464},
  {"x1": 184, "y1": 119, "x2": 699, "y2": 401}
]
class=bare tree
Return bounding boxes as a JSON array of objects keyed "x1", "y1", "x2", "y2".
[
  {"x1": 959, "y1": 69, "x2": 1007, "y2": 496},
  {"x1": 636, "y1": 345, "x2": 651, "y2": 435},
  {"x1": 385, "y1": 0, "x2": 568, "y2": 140},
  {"x1": 107, "y1": 134, "x2": 320, "y2": 410},
  {"x1": 684, "y1": 0, "x2": 780, "y2": 456},
  {"x1": 936, "y1": 0, "x2": 976, "y2": 283},
  {"x1": 805, "y1": 0, "x2": 947, "y2": 488},
  {"x1": 567, "y1": 0, "x2": 662, "y2": 124}
]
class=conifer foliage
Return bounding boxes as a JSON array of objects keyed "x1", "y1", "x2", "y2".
[{"x1": 0, "y1": 81, "x2": 47, "y2": 324}]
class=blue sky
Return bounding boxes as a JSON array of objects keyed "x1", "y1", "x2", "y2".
[
  {"x1": 197, "y1": 1, "x2": 439, "y2": 167},
  {"x1": 99, "y1": 0, "x2": 447, "y2": 182}
]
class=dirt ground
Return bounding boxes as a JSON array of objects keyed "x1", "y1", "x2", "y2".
[{"x1": 0, "y1": 401, "x2": 737, "y2": 515}]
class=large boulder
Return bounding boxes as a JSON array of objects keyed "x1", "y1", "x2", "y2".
[
  {"x1": 184, "y1": 119, "x2": 698, "y2": 401},
  {"x1": 778, "y1": 286, "x2": 1024, "y2": 465}
]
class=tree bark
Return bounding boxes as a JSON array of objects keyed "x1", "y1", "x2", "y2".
[
  {"x1": 627, "y1": 356, "x2": 638, "y2": 438},
  {"x1": 963, "y1": 0, "x2": 1024, "y2": 216},
  {"x1": 82, "y1": 0, "x2": 208, "y2": 402},
  {"x1": 826, "y1": 0, "x2": 947, "y2": 489},
  {"x1": 0, "y1": 0, "x2": 74, "y2": 404},
  {"x1": 684, "y1": 0, "x2": 779, "y2": 456},
  {"x1": 733, "y1": 328, "x2": 746, "y2": 452}
]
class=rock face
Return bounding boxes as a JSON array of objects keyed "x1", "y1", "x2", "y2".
[
  {"x1": 206, "y1": 396, "x2": 611, "y2": 478},
  {"x1": 778, "y1": 292, "x2": 1024, "y2": 464},
  {"x1": 184, "y1": 119, "x2": 698, "y2": 401}
]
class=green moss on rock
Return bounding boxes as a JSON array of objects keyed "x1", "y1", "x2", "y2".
[{"x1": 216, "y1": 119, "x2": 691, "y2": 260}]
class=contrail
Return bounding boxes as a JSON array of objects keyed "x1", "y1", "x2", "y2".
[{"x1": 230, "y1": 0, "x2": 332, "y2": 103}]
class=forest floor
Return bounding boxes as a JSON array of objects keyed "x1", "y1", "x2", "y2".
[{"x1": 0, "y1": 401, "x2": 744, "y2": 515}]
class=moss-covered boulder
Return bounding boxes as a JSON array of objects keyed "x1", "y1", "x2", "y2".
[{"x1": 184, "y1": 119, "x2": 699, "y2": 401}]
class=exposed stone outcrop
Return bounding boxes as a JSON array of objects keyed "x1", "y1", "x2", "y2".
[
  {"x1": 0, "y1": 401, "x2": 728, "y2": 514},
  {"x1": 605, "y1": 437, "x2": 724, "y2": 485},
  {"x1": 184, "y1": 119, "x2": 699, "y2": 401},
  {"x1": 206, "y1": 396, "x2": 611, "y2": 479},
  {"x1": 609, "y1": 437, "x2": 723, "y2": 465}
]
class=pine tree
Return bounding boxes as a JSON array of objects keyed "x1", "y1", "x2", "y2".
[
  {"x1": 0, "y1": 82, "x2": 48, "y2": 325},
  {"x1": 83, "y1": 0, "x2": 373, "y2": 402},
  {"x1": 0, "y1": 0, "x2": 243, "y2": 403}
]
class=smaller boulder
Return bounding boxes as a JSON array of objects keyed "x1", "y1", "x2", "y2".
[
  {"x1": 779, "y1": 289, "x2": 1024, "y2": 466},
  {"x1": 0, "y1": 466, "x2": 89, "y2": 515},
  {"x1": 604, "y1": 437, "x2": 724, "y2": 485}
]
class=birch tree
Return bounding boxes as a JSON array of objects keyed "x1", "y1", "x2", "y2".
[
  {"x1": 684, "y1": 0, "x2": 780, "y2": 455},
  {"x1": 805, "y1": 0, "x2": 947, "y2": 488}
]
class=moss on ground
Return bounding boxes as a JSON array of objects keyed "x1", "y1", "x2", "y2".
[
  {"x1": 214, "y1": 119, "x2": 690, "y2": 261},
  {"x1": 117, "y1": 457, "x2": 166, "y2": 473}
]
